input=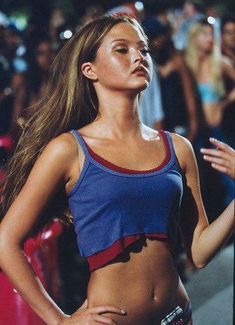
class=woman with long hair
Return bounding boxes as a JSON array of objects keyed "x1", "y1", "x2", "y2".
[
  {"x1": 185, "y1": 18, "x2": 235, "y2": 134},
  {"x1": 0, "y1": 15, "x2": 234, "y2": 325},
  {"x1": 185, "y1": 18, "x2": 235, "y2": 216}
]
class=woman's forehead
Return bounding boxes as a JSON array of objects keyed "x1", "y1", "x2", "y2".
[
  {"x1": 102, "y1": 22, "x2": 147, "y2": 45},
  {"x1": 200, "y1": 25, "x2": 213, "y2": 33}
]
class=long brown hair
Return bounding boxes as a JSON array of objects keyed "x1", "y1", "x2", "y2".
[{"x1": 1, "y1": 15, "x2": 147, "y2": 225}]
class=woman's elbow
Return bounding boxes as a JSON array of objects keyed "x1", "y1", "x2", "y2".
[
  {"x1": 193, "y1": 261, "x2": 207, "y2": 269},
  {"x1": 0, "y1": 236, "x2": 8, "y2": 266},
  {"x1": 187, "y1": 249, "x2": 209, "y2": 269},
  {"x1": 190, "y1": 254, "x2": 210, "y2": 269},
  {"x1": 0, "y1": 234, "x2": 21, "y2": 265}
]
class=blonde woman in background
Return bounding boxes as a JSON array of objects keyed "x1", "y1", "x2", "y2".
[
  {"x1": 185, "y1": 18, "x2": 235, "y2": 134},
  {"x1": 185, "y1": 18, "x2": 235, "y2": 216}
]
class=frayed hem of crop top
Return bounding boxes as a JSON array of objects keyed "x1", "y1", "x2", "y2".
[{"x1": 88, "y1": 233, "x2": 168, "y2": 271}]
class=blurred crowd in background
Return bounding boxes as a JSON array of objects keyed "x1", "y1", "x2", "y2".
[{"x1": 0, "y1": 0, "x2": 234, "y2": 319}]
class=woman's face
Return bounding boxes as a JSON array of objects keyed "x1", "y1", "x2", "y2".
[
  {"x1": 35, "y1": 41, "x2": 55, "y2": 71},
  {"x1": 222, "y1": 22, "x2": 235, "y2": 51},
  {"x1": 195, "y1": 25, "x2": 214, "y2": 53},
  {"x1": 88, "y1": 22, "x2": 151, "y2": 94}
]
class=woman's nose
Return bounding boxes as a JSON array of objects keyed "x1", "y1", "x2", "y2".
[{"x1": 132, "y1": 49, "x2": 145, "y2": 63}]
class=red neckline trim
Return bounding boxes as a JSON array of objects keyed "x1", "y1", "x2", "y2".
[{"x1": 85, "y1": 130, "x2": 170, "y2": 174}]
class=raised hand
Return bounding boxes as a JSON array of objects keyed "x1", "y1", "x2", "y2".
[{"x1": 200, "y1": 138, "x2": 235, "y2": 180}]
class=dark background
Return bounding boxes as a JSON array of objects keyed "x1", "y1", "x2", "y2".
[{"x1": 1, "y1": 0, "x2": 234, "y2": 24}]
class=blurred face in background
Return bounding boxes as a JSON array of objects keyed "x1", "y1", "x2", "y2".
[
  {"x1": 195, "y1": 25, "x2": 214, "y2": 54},
  {"x1": 4, "y1": 28, "x2": 20, "y2": 53},
  {"x1": 222, "y1": 22, "x2": 235, "y2": 51},
  {"x1": 183, "y1": 2, "x2": 197, "y2": 18},
  {"x1": 35, "y1": 41, "x2": 55, "y2": 71}
]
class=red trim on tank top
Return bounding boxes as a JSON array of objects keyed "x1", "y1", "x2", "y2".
[
  {"x1": 84, "y1": 130, "x2": 170, "y2": 174},
  {"x1": 87, "y1": 233, "x2": 168, "y2": 271}
]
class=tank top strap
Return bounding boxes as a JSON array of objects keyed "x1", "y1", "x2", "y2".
[
  {"x1": 163, "y1": 130, "x2": 183, "y2": 172},
  {"x1": 69, "y1": 129, "x2": 91, "y2": 160},
  {"x1": 162, "y1": 130, "x2": 174, "y2": 157}
]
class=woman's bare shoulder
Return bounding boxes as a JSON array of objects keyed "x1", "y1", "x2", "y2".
[
  {"x1": 169, "y1": 132, "x2": 195, "y2": 172},
  {"x1": 170, "y1": 132, "x2": 191, "y2": 147},
  {"x1": 43, "y1": 132, "x2": 77, "y2": 159},
  {"x1": 37, "y1": 132, "x2": 79, "y2": 179}
]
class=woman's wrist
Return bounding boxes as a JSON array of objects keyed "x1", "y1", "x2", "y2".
[{"x1": 49, "y1": 312, "x2": 70, "y2": 325}]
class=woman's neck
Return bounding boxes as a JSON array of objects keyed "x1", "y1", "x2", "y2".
[
  {"x1": 199, "y1": 51, "x2": 209, "y2": 62},
  {"x1": 92, "y1": 91, "x2": 142, "y2": 139}
]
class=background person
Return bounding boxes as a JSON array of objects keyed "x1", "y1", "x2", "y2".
[{"x1": 185, "y1": 18, "x2": 235, "y2": 216}]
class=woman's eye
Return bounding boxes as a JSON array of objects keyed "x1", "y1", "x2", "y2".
[
  {"x1": 140, "y1": 48, "x2": 150, "y2": 55},
  {"x1": 116, "y1": 48, "x2": 128, "y2": 54}
]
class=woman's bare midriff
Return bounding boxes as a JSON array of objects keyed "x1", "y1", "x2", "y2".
[
  {"x1": 87, "y1": 239, "x2": 190, "y2": 325},
  {"x1": 203, "y1": 102, "x2": 223, "y2": 127}
]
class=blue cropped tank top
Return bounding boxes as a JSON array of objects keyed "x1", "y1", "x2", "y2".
[
  {"x1": 198, "y1": 83, "x2": 221, "y2": 104},
  {"x1": 68, "y1": 129, "x2": 183, "y2": 271}
]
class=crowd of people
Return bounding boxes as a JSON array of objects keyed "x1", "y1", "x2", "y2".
[
  {"x1": 0, "y1": 1, "x2": 234, "y2": 323},
  {"x1": 1, "y1": 1, "x2": 235, "y2": 211}
]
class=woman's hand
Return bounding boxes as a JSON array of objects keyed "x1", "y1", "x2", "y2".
[
  {"x1": 200, "y1": 138, "x2": 235, "y2": 180},
  {"x1": 60, "y1": 301, "x2": 126, "y2": 325}
]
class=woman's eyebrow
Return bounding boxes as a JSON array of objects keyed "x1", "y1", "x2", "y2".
[{"x1": 111, "y1": 39, "x2": 147, "y2": 46}]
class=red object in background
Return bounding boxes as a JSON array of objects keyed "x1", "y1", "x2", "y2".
[
  {"x1": 0, "y1": 99, "x2": 65, "y2": 323},
  {"x1": 0, "y1": 134, "x2": 13, "y2": 151},
  {"x1": 0, "y1": 133, "x2": 13, "y2": 188},
  {"x1": 0, "y1": 219, "x2": 64, "y2": 325}
]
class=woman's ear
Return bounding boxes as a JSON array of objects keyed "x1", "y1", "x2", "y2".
[{"x1": 81, "y1": 62, "x2": 98, "y2": 81}]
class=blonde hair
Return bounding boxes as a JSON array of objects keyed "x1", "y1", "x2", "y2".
[
  {"x1": 185, "y1": 19, "x2": 224, "y2": 96},
  {"x1": 1, "y1": 15, "x2": 147, "y2": 225}
]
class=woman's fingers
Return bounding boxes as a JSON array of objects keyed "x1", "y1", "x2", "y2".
[
  {"x1": 62, "y1": 305, "x2": 126, "y2": 324},
  {"x1": 93, "y1": 314, "x2": 118, "y2": 324},
  {"x1": 201, "y1": 152, "x2": 229, "y2": 166},
  {"x1": 89, "y1": 305, "x2": 126, "y2": 316},
  {"x1": 200, "y1": 138, "x2": 235, "y2": 179},
  {"x1": 74, "y1": 305, "x2": 125, "y2": 316},
  {"x1": 210, "y1": 163, "x2": 229, "y2": 174},
  {"x1": 209, "y1": 138, "x2": 235, "y2": 154}
]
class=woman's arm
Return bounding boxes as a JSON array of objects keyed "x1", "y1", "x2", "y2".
[
  {"x1": 0, "y1": 134, "x2": 125, "y2": 325},
  {"x1": 0, "y1": 134, "x2": 76, "y2": 324},
  {"x1": 222, "y1": 60, "x2": 235, "y2": 82},
  {"x1": 173, "y1": 134, "x2": 234, "y2": 268}
]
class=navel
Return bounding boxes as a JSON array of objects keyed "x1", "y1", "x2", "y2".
[{"x1": 152, "y1": 288, "x2": 157, "y2": 302}]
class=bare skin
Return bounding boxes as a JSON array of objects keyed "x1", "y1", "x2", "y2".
[
  {"x1": 197, "y1": 59, "x2": 235, "y2": 127},
  {"x1": 0, "y1": 22, "x2": 234, "y2": 325},
  {"x1": 87, "y1": 238, "x2": 189, "y2": 324},
  {"x1": 222, "y1": 21, "x2": 235, "y2": 65},
  {"x1": 201, "y1": 138, "x2": 235, "y2": 180},
  {"x1": 69, "y1": 124, "x2": 190, "y2": 324},
  {"x1": 195, "y1": 25, "x2": 235, "y2": 127}
]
